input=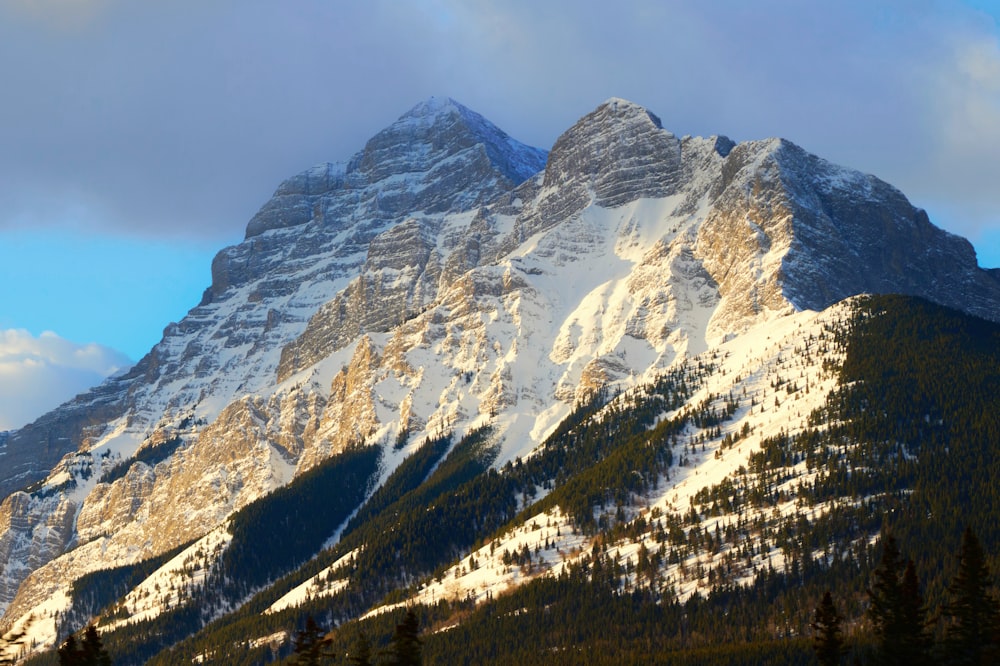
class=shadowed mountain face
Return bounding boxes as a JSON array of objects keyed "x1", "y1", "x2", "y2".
[{"x1": 1, "y1": 97, "x2": 999, "y2": 658}]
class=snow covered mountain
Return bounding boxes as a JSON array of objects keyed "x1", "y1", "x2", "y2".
[{"x1": 1, "y1": 96, "x2": 999, "y2": 660}]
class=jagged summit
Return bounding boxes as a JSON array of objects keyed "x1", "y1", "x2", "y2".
[
  {"x1": 600, "y1": 96, "x2": 664, "y2": 127},
  {"x1": 246, "y1": 97, "x2": 546, "y2": 239},
  {"x1": 395, "y1": 95, "x2": 493, "y2": 136},
  {"x1": 397, "y1": 95, "x2": 466, "y2": 121},
  {"x1": 702, "y1": 135, "x2": 1000, "y2": 322},
  {"x1": 245, "y1": 97, "x2": 547, "y2": 239},
  {"x1": 552, "y1": 97, "x2": 667, "y2": 153},
  {"x1": 541, "y1": 97, "x2": 683, "y2": 208},
  {"x1": 391, "y1": 95, "x2": 548, "y2": 185}
]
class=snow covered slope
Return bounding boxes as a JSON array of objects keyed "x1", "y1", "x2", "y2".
[{"x1": 356, "y1": 302, "x2": 852, "y2": 617}]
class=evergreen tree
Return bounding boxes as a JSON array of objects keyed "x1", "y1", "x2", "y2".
[
  {"x1": 347, "y1": 631, "x2": 372, "y2": 666},
  {"x1": 81, "y1": 625, "x2": 111, "y2": 666},
  {"x1": 868, "y1": 535, "x2": 906, "y2": 665},
  {"x1": 58, "y1": 626, "x2": 114, "y2": 666},
  {"x1": 942, "y1": 527, "x2": 1000, "y2": 665},
  {"x1": 388, "y1": 609, "x2": 421, "y2": 666},
  {"x1": 811, "y1": 590, "x2": 845, "y2": 666},
  {"x1": 57, "y1": 634, "x2": 82, "y2": 666},
  {"x1": 897, "y1": 560, "x2": 932, "y2": 666},
  {"x1": 292, "y1": 615, "x2": 329, "y2": 666}
]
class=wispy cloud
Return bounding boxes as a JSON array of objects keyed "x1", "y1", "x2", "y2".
[
  {"x1": 0, "y1": 329, "x2": 131, "y2": 431},
  {"x1": 918, "y1": 25, "x2": 1000, "y2": 230},
  {"x1": 0, "y1": 1, "x2": 996, "y2": 246}
]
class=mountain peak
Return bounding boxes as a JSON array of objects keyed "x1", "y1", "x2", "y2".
[
  {"x1": 397, "y1": 95, "x2": 467, "y2": 123},
  {"x1": 596, "y1": 97, "x2": 664, "y2": 128},
  {"x1": 384, "y1": 96, "x2": 548, "y2": 185},
  {"x1": 541, "y1": 98, "x2": 680, "y2": 207},
  {"x1": 244, "y1": 98, "x2": 547, "y2": 238},
  {"x1": 355, "y1": 95, "x2": 548, "y2": 207}
]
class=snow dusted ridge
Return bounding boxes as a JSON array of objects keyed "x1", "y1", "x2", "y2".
[
  {"x1": 2, "y1": 96, "x2": 1000, "y2": 654},
  {"x1": 265, "y1": 547, "x2": 362, "y2": 616}
]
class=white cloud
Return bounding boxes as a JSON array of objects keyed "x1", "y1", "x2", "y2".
[
  {"x1": 0, "y1": 329, "x2": 131, "y2": 431},
  {"x1": 917, "y1": 26, "x2": 1000, "y2": 232}
]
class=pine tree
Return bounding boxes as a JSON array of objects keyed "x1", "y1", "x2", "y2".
[
  {"x1": 292, "y1": 615, "x2": 329, "y2": 666},
  {"x1": 897, "y1": 560, "x2": 932, "y2": 666},
  {"x1": 811, "y1": 591, "x2": 845, "y2": 666},
  {"x1": 388, "y1": 609, "x2": 421, "y2": 666},
  {"x1": 58, "y1": 626, "x2": 112, "y2": 666},
  {"x1": 81, "y1": 625, "x2": 111, "y2": 666},
  {"x1": 57, "y1": 634, "x2": 82, "y2": 666},
  {"x1": 942, "y1": 527, "x2": 1000, "y2": 665},
  {"x1": 347, "y1": 631, "x2": 372, "y2": 666},
  {"x1": 868, "y1": 535, "x2": 906, "y2": 665}
]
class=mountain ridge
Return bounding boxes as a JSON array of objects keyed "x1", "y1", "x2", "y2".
[{"x1": 2, "y1": 96, "x2": 999, "y2": 661}]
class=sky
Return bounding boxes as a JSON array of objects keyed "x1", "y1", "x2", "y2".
[{"x1": 1, "y1": 0, "x2": 1000, "y2": 430}]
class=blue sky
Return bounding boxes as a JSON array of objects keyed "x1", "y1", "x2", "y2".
[
  {"x1": 2, "y1": 0, "x2": 1000, "y2": 429},
  {"x1": 0, "y1": 230, "x2": 215, "y2": 356}
]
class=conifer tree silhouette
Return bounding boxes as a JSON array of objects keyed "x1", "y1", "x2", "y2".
[{"x1": 811, "y1": 590, "x2": 845, "y2": 666}]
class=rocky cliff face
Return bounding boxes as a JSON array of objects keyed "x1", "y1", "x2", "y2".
[
  {"x1": 0, "y1": 96, "x2": 546, "y2": 621},
  {"x1": 2, "y1": 96, "x2": 999, "y2": 652}
]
